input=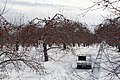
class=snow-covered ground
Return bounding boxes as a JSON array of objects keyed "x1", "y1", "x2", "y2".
[{"x1": 1, "y1": 44, "x2": 120, "y2": 80}]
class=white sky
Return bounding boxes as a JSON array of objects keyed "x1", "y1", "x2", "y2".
[{"x1": 0, "y1": 0, "x2": 110, "y2": 30}]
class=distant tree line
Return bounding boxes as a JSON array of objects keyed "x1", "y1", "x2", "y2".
[
  {"x1": 95, "y1": 16, "x2": 120, "y2": 51},
  {"x1": 15, "y1": 14, "x2": 97, "y2": 47},
  {"x1": 1, "y1": 13, "x2": 120, "y2": 61}
]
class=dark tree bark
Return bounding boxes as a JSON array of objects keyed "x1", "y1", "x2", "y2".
[
  {"x1": 73, "y1": 43, "x2": 75, "y2": 47},
  {"x1": 118, "y1": 45, "x2": 120, "y2": 52},
  {"x1": 15, "y1": 41, "x2": 19, "y2": 51},
  {"x1": 78, "y1": 43, "x2": 80, "y2": 47},
  {"x1": 43, "y1": 42, "x2": 48, "y2": 62},
  {"x1": 63, "y1": 43, "x2": 66, "y2": 50}
]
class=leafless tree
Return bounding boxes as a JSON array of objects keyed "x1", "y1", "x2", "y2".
[
  {"x1": 0, "y1": 0, "x2": 12, "y2": 16},
  {"x1": 0, "y1": 2, "x2": 45, "y2": 79},
  {"x1": 80, "y1": 0, "x2": 120, "y2": 16},
  {"x1": 81, "y1": 0, "x2": 120, "y2": 79}
]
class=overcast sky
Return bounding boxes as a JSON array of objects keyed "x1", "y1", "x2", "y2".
[{"x1": 0, "y1": 0, "x2": 110, "y2": 30}]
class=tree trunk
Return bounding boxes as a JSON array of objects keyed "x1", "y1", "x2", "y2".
[
  {"x1": 73, "y1": 43, "x2": 75, "y2": 47},
  {"x1": 43, "y1": 42, "x2": 48, "y2": 62},
  {"x1": 78, "y1": 43, "x2": 80, "y2": 47},
  {"x1": 63, "y1": 43, "x2": 66, "y2": 50},
  {"x1": 15, "y1": 41, "x2": 19, "y2": 51},
  {"x1": 118, "y1": 46, "x2": 120, "y2": 52}
]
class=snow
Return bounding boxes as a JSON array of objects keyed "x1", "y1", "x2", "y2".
[{"x1": 1, "y1": 44, "x2": 120, "y2": 80}]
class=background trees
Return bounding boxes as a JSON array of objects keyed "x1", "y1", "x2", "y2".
[
  {"x1": 94, "y1": 17, "x2": 120, "y2": 51},
  {"x1": 2, "y1": 12, "x2": 120, "y2": 63},
  {"x1": 6, "y1": 13, "x2": 95, "y2": 62},
  {"x1": 82, "y1": 0, "x2": 120, "y2": 48}
]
